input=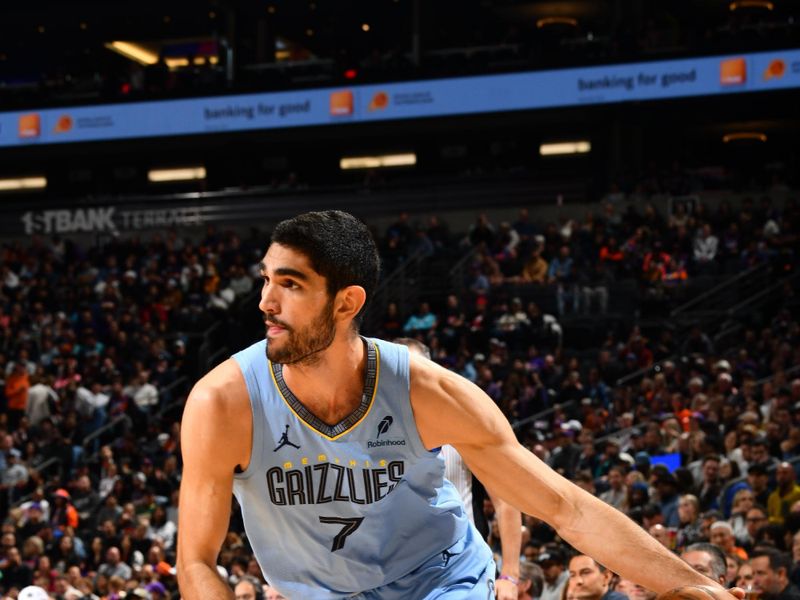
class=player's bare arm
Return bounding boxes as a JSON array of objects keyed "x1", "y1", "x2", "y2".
[
  {"x1": 177, "y1": 359, "x2": 252, "y2": 600},
  {"x1": 484, "y1": 486, "x2": 522, "y2": 600},
  {"x1": 408, "y1": 354, "x2": 732, "y2": 596}
]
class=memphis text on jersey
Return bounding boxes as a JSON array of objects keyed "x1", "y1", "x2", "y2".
[{"x1": 266, "y1": 456, "x2": 405, "y2": 506}]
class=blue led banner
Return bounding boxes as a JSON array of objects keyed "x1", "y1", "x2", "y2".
[{"x1": 0, "y1": 48, "x2": 798, "y2": 148}]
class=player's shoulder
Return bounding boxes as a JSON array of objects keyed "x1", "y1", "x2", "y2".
[
  {"x1": 182, "y1": 359, "x2": 253, "y2": 474},
  {"x1": 407, "y1": 351, "x2": 463, "y2": 393},
  {"x1": 187, "y1": 358, "x2": 250, "y2": 416}
]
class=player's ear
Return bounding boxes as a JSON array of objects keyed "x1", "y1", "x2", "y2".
[{"x1": 335, "y1": 285, "x2": 366, "y2": 322}]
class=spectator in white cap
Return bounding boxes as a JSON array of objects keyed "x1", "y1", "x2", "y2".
[
  {"x1": 710, "y1": 520, "x2": 748, "y2": 561},
  {"x1": 18, "y1": 585, "x2": 50, "y2": 600}
]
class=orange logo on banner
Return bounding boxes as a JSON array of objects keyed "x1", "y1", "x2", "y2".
[
  {"x1": 18, "y1": 113, "x2": 41, "y2": 139},
  {"x1": 763, "y1": 59, "x2": 785, "y2": 80},
  {"x1": 368, "y1": 91, "x2": 389, "y2": 111},
  {"x1": 54, "y1": 115, "x2": 73, "y2": 133},
  {"x1": 330, "y1": 91, "x2": 354, "y2": 116},
  {"x1": 720, "y1": 58, "x2": 746, "y2": 85}
]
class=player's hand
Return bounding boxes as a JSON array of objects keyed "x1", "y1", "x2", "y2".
[
  {"x1": 726, "y1": 587, "x2": 745, "y2": 600},
  {"x1": 495, "y1": 577, "x2": 517, "y2": 600}
]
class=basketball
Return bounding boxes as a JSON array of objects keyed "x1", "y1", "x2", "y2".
[{"x1": 658, "y1": 586, "x2": 731, "y2": 600}]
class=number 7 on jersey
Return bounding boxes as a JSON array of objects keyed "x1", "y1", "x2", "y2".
[{"x1": 318, "y1": 516, "x2": 364, "y2": 552}]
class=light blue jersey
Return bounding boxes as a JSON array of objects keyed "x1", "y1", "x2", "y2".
[{"x1": 231, "y1": 337, "x2": 494, "y2": 599}]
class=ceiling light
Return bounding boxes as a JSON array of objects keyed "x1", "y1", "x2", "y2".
[
  {"x1": 165, "y1": 58, "x2": 189, "y2": 68},
  {"x1": 148, "y1": 167, "x2": 206, "y2": 182},
  {"x1": 729, "y1": 1, "x2": 774, "y2": 10},
  {"x1": 105, "y1": 41, "x2": 159, "y2": 65},
  {"x1": 536, "y1": 17, "x2": 578, "y2": 29},
  {"x1": 362, "y1": 23, "x2": 371, "y2": 32},
  {"x1": 539, "y1": 141, "x2": 591, "y2": 156},
  {"x1": 306, "y1": 29, "x2": 314, "y2": 36},
  {"x1": 340, "y1": 153, "x2": 416, "y2": 170},
  {"x1": 0, "y1": 177, "x2": 47, "y2": 191},
  {"x1": 80, "y1": 22, "x2": 88, "y2": 30},
  {"x1": 722, "y1": 132, "x2": 767, "y2": 143}
]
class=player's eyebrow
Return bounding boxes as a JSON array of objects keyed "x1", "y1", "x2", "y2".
[{"x1": 258, "y1": 262, "x2": 309, "y2": 281}]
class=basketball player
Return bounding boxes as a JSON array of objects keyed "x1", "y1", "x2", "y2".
[
  {"x1": 177, "y1": 211, "x2": 736, "y2": 599},
  {"x1": 395, "y1": 337, "x2": 521, "y2": 600}
]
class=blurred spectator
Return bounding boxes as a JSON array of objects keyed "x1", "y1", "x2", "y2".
[
  {"x1": 518, "y1": 560, "x2": 545, "y2": 600},
  {"x1": 538, "y1": 548, "x2": 568, "y2": 600},
  {"x1": 402, "y1": 302, "x2": 437, "y2": 334},
  {"x1": 98, "y1": 546, "x2": 132, "y2": 581},
  {"x1": 710, "y1": 521, "x2": 747, "y2": 561},
  {"x1": 521, "y1": 248, "x2": 549, "y2": 285},
  {"x1": 676, "y1": 494, "x2": 703, "y2": 550},
  {"x1": 680, "y1": 542, "x2": 727, "y2": 586},
  {"x1": 567, "y1": 554, "x2": 626, "y2": 600},
  {"x1": 749, "y1": 548, "x2": 799, "y2": 600},
  {"x1": 599, "y1": 466, "x2": 626, "y2": 511},
  {"x1": 469, "y1": 214, "x2": 496, "y2": 248},
  {"x1": 5, "y1": 362, "x2": 30, "y2": 429},
  {"x1": 693, "y1": 224, "x2": 719, "y2": 274},
  {"x1": 768, "y1": 463, "x2": 800, "y2": 526},
  {"x1": 548, "y1": 246, "x2": 579, "y2": 315},
  {"x1": 730, "y1": 489, "x2": 756, "y2": 543}
]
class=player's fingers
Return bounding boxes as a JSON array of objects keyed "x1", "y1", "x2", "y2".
[
  {"x1": 494, "y1": 579, "x2": 516, "y2": 600},
  {"x1": 727, "y1": 587, "x2": 745, "y2": 600}
]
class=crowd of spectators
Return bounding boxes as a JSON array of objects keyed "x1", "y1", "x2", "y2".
[
  {"x1": 1, "y1": 192, "x2": 798, "y2": 599},
  {"x1": 0, "y1": 226, "x2": 272, "y2": 598},
  {"x1": 378, "y1": 196, "x2": 799, "y2": 597}
]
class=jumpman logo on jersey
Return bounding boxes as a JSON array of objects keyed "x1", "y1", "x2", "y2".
[
  {"x1": 273, "y1": 425, "x2": 301, "y2": 451},
  {"x1": 441, "y1": 548, "x2": 460, "y2": 568}
]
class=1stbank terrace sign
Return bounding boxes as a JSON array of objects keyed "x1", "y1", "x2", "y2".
[
  {"x1": 20, "y1": 206, "x2": 203, "y2": 235},
  {"x1": 0, "y1": 48, "x2": 798, "y2": 147}
]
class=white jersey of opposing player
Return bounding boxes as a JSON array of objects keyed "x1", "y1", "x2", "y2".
[{"x1": 442, "y1": 444, "x2": 474, "y2": 524}]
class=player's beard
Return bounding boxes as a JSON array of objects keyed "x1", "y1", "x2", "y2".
[{"x1": 265, "y1": 298, "x2": 336, "y2": 366}]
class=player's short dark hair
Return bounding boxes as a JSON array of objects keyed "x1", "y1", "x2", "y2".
[
  {"x1": 685, "y1": 543, "x2": 727, "y2": 581},
  {"x1": 271, "y1": 210, "x2": 380, "y2": 327}
]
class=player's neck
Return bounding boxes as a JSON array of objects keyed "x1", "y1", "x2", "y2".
[{"x1": 281, "y1": 332, "x2": 366, "y2": 425}]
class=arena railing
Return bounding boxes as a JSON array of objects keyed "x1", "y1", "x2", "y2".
[
  {"x1": 616, "y1": 261, "x2": 780, "y2": 388},
  {"x1": 9, "y1": 457, "x2": 63, "y2": 509},
  {"x1": 446, "y1": 245, "x2": 481, "y2": 296},
  {"x1": 725, "y1": 269, "x2": 799, "y2": 318},
  {"x1": 669, "y1": 262, "x2": 769, "y2": 319},
  {"x1": 614, "y1": 357, "x2": 676, "y2": 388},
  {"x1": 363, "y1": 245, "x2": 430, "y2": 334},
  {"x1": 511, "y1": 400, "x2": 576, "y2": 434},
  {"x1": 153, "y1": 376, "x2": 191, "y2": 420},
  {"x1": 754, "y1": 363, "x2": 800, "y2": 388},
  {"x1": 81, "y1": 415, "x2": 128, "y2": 452}
]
